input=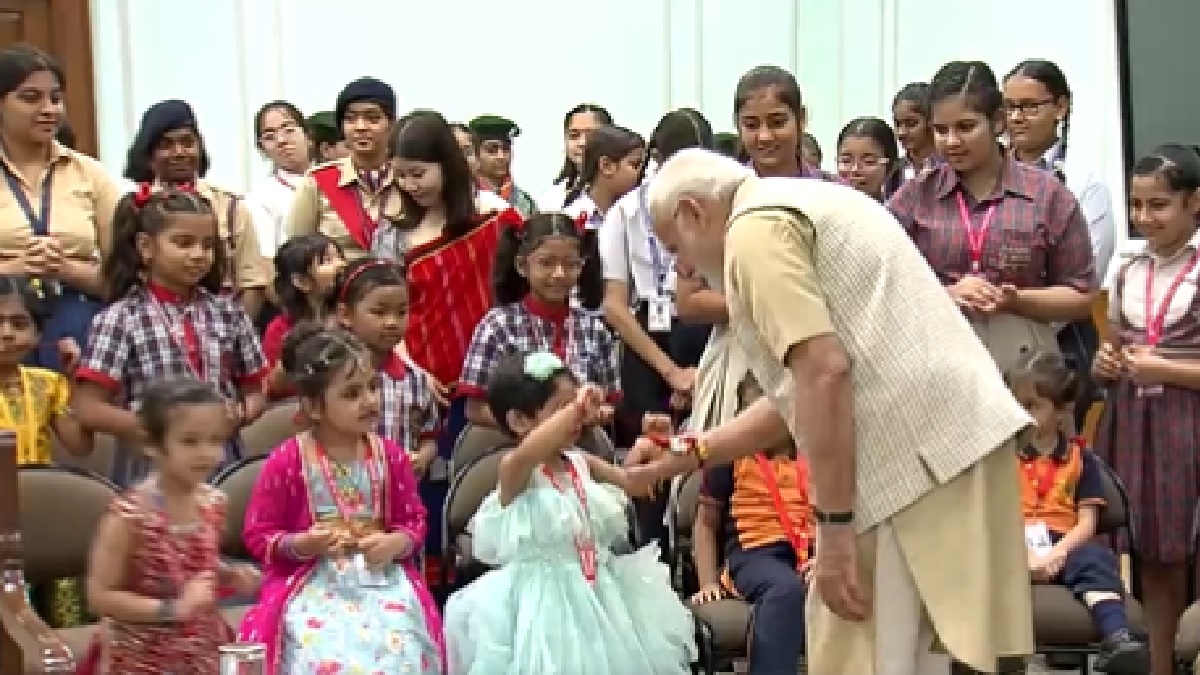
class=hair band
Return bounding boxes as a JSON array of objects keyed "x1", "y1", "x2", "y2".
[{"x1": 337, "y1": 260, "x2": 400, "y2": 303}]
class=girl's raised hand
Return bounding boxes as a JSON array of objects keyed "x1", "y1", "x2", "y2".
[{"x1": 574, "y1": 384, "x2": 604, "y2": 420}]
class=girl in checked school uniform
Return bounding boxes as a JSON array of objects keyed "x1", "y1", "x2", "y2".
[
  {"x1": 443, "y1": 350, "x2": 695, "y2": 674},
  {"x1": 333, "y1": 257, "x2": 440, "y2": 477},
  {"x1": 1092, "y1": 144, "x2": 1200, "y2": 675},
  {"x1": 561, "y1": 124, "x2": 646, "y2": 229},
  {"x1": 72, "y1": 186, "x2": 269, "y2": 486},
  {"x1": 458, "y1": 210, "x2": 620, "y2": 428},
  {"x1": 239, "y1": 325, "x2": 444, "y2": 674}
]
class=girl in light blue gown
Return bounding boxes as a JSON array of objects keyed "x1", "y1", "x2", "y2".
[{"x1": 443, "y1": 351, "x2": 696, "y2": 675}]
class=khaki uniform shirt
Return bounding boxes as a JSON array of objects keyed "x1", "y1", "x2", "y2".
[
  {"x1": 0, "y1": 141, "x2": 119, "y2": 263},
  {"x1": 193, "y1": 180, "x2": 270, "y2": 290},
  {"x1": 284, "y1": 157, "x2": 402, "y2": 259}
]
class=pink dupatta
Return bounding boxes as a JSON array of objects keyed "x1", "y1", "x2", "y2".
[{"x1": 236, "y1": 434, "x2": 445, "y2": 674}]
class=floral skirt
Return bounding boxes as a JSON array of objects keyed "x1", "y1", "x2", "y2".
[{"x1": 281, "y1": 557, "x2": 442, "y2": 674}]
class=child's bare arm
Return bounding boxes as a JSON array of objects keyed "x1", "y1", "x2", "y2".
[
  {"x1": 51, "y1": 410, "x2": 93, "y2": 457},
  {"x1": 72, "y1": 381, "x2": 143, "y2": 444},
  {"x1": 1053, "y1": 504, "x2": 1099, "y2": 556},
  {"x1": 693, "y1": 500, "x2": 723, "y2": 588}
]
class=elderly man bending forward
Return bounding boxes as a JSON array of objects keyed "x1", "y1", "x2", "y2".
[{"x1": 634, "y1": 149, "x2": 1034, "y2": 674}]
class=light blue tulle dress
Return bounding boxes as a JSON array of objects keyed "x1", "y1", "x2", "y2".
[{"x1": 444, "y1": 450, "x2": 697, "y2": 675}]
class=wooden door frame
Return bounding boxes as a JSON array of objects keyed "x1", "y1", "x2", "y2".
[{"x1": 48, "y1": 0, "x2": 97, "y2": 157}]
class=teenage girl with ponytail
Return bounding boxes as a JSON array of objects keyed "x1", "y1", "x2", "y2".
[
  {"x1": 537, "y1": 104, "x2": 613, "y2": 212},
  {"x1": 561, "y1": 124, "x2": 646, "y2": 228}
]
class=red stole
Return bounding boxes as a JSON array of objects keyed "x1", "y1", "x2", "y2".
[{"x1": 312, "y1": 166, "x2": 375, "y2": 250}]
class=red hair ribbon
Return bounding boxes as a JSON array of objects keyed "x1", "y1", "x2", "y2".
[
  {"x1": 132, "y1": 182, "x2": 154, "y2": 209},
  {"x1": 496, "y1": 207, "x2": 526, "y2": 235},
  {"x1": 573, "y1": 211, "x2": 590, "y2": 233}
]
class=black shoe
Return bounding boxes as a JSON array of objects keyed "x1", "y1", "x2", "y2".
[{"x1": 1095, "y1": 628, "x2": 1150, "y2": 674}]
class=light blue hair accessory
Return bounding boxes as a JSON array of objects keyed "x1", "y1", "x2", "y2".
[{"x1": 524, "y1": 351, "x2": 564, "y2": 381}]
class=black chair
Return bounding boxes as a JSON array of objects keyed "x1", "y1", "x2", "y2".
[
  {"x1": 1032, "y1": 453, "x2": 1147, "y2": 673},
  {"x1": 1172, "y1": 500, "x2": 1200, "y2": 673},
  {"x1": 439, "y1": 447, "x2": 510, "y2": 590}
]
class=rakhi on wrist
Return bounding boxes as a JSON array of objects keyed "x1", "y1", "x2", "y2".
[{"x1": 643, "y1": 432, "x2": 710, "y2": 468}]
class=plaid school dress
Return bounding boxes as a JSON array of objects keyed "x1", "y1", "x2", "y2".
[
  {"x1": 76, "y1": 282, "x2": 269, "y2": 486},
  {"x1": 1094, "y1": 249, "x2": 1200, "y2": 563},
  {"x1": 458, "y1": 297, "x2": 621, "y2": 402},
  {"x1": 376, "y1": 351, "x2": 441, "y2": 453}
]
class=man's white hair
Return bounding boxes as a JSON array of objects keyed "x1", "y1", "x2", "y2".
[{"x1": 646, "y1": 148, "x2": 754, "y2": 217}]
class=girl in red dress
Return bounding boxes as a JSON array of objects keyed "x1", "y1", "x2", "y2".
[{"x1": 82, "y1": 379, "x2": 260, "y2": 673}]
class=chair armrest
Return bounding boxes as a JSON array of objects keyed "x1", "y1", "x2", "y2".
[{"x1": 1, "y1": 578, "x2": 75, "y2": 672}]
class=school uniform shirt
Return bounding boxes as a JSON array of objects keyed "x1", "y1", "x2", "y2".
[
  {"x1": 700, "y1": 453, "x2": 812, "y2": 560},
  {"x1": 1036, "y1": 141, "x2": 1117, "y2": 282},
  {"x1": 1018, "y1": 435, "x2": 1104, "y2": 535},
  {"x1": 376, "y1": 350, "x2": 440, "y2": 454},
  {"x1": 476, "y1": 188, "x2": 510, "y2": 214},
  {"x1": 0, "y1": 140, "x2": 120, "y2": 264},
  {"x1": 286, "y1": 157, "x2": 402, "y2": 259},
  {"x1": 537, "y1": 180, "x2": 570, "y2": 213},
  {"x1": 887, "y1": 156, "x2": 1097, "y2": 370},
  {"x1": 75, "y1": 282, "x2": 270, "y2": 407},
  {"x1": 457, "y1": 296, "x2": 621, "y2": 403},
  {"x1": 193, "y1": 179, "x2": 272, "y2": 291},
  {"x1": 0, "y1": 366, "x2": 69, "y2": 465},
  {"x1": 245, "y1": 169, "x2": 307, "y2": 257},
  {"x1": 477, "y1": 176, "x2": 536, "y2": 217},
  {"x1": 1107, "y1": 227, "x2": 1200, "y2": 331},
  {"x1": 599, "y1": 184, "x2": 676, "y2": 303},
  {"x1": 562, "y1": 193, "x2": 606, "y2": 230}
]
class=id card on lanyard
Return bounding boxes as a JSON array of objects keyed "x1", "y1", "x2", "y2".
[
  {"x1": 639, "y1": 185, "x2": 672, "y2": 333},
  {"x1": 1138, "y1": 250, "x2": 1200, "y2": 396},
  {"x1": 2, "y1": 162, "x2": 59, "y2": 293},
  {"x1": 1022, "y1": 453, "x2": 1063, "y2": 557},
  {"x1": 955, "y1": 191, "x2": 997, "y2": 277}
]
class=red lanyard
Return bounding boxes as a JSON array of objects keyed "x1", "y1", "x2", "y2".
[
  {"x1": 955, "y1": 191, "x2": 998, "y2": 275},
  {"x1": 313, "y1": 436, "x2": 384, "y2": 521},
  {"x1": 1021, "y1": 454, "x2": 1065, "y2": 516},
  {"x1": 149, "y1": 297, "x2": 207, "y2": 381},
  {"x1": 534, "y1": 312, "x2": 575, "y2": 361},
  {"x1": 754, "y1": 453, "x2": 810, "y2": 570},
  {"x1": 541, "y1": 459, "x2": 597, "y2": 585},
  {"x1": 1143, "y1": 250, "x2": 1200, "y2": 345}
]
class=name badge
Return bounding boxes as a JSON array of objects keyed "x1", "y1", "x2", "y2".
[
  {"x1": 1024, "y1": 521, "x2": 1053, "y2": 557},
  {"x1": 647, "y1": 296, "x2": 672, "y2": 333},
  {"x1": 353, "y1": 551, "x2": 389, "y2": 587}
]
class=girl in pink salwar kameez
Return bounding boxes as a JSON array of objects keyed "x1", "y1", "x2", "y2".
[{"x1": 238, "y1": 324, "x2": 445, "y2": 674}]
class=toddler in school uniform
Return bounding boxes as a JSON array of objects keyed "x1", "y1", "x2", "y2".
[
  {"x1": 691, "y1": 373, "x2": 812, "y2": 673},
  {"x1": 1007, "y1": 351, "x2": 1148, "y2": 673}
]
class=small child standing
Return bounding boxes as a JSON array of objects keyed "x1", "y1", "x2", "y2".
[
  {"x1": 691, "y1": 373, "x2": 811, "y2": 673},
  {"x1": 333, "y1": 258, "x2": 440, "y2": 476},
  {"x1": 73, "y1": 186, "x2": 269, "y2": 485},
  {"x1": 1007, "y1": 351, "x2": 1148, "y2": 673},
  {"x1": 443, "y1": 350, "x2": 696, "y2": 674},
  {"x1": 82, "y1": 379, "x2": 261, "y2": 673},
  {"x1": 239, "y1": 325, "x2": 444, "y2": 674}
]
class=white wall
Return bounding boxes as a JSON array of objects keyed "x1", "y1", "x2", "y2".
[{"x1": 90, "y1": 0, "x2": 1129, "y2": 246}]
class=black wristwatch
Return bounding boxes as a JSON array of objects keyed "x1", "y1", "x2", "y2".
[{"x1": 813, "y1": 507, "x2": 855, "y2": 525}]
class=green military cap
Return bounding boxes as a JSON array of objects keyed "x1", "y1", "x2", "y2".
[
  {"x1": 306, "y1": 111, "x2": 342, "y2": 142},
  {"x1": 713, "y1": 132, "x2": 740, "y2": 158},
  {"x1": 469, "y1": 115, "x2": 521, "y2": 142}
]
